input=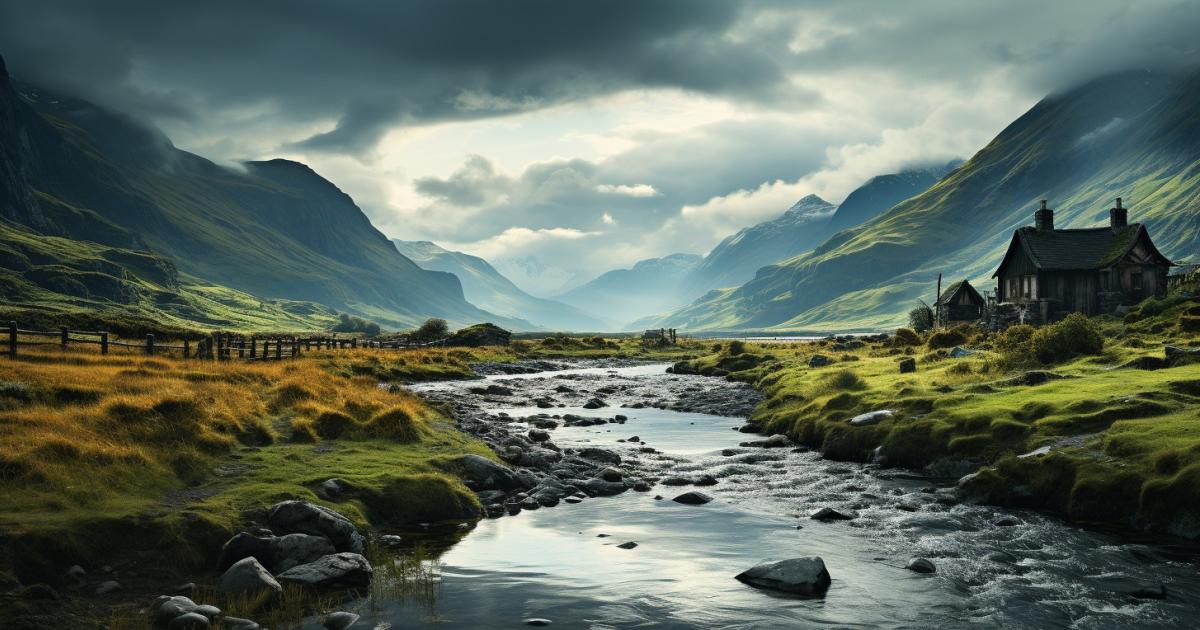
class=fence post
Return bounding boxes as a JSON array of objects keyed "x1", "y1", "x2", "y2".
[
  {"x1": 276, "y1": 339, "x2": 282, "y2": 360},
  {"x1": 7, "y1": 321, "x2": 15, "y2": 359},
  {"x1": 183, "y1": 338, "x2": 190, "y2": 359},
  {"x1": 100, "y1": 331, "x2": 109, "y2": 355},
  {"x1": 60, "y1": 327, "x2": 69, "y2": 350},
  {"x1": 238, "y1": 338, "x2": 245, "y2": 359},
  {"x1": 249, "y1": 337, "x2": 257, "y2": 359},
  {"x1": 351, "y1": 338, "x2": 357, "y2": 349},
  {"x1": 146, "y1": 334, "x2": 155, "y2": 356}
]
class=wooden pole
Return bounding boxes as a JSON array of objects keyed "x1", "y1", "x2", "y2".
[
  {"x1": 275, "y1": 339, "x2": 282, "y2": 360},
  {"x1": 7, "y1": 321, "x2": 15, "y2": 359},
  {"x1": 183, "y1": 338, "x2": 190, "y2": 359},
  {"x1": 250, "y1": 337, "x2": 257, "y2": 359},
  {"x1": 100, "y1": 332, "x2": 109, "y2": 355},
  {"x1": 146, "y1": 334, "x2": 155, "y2": 356},
  {"x1": 935, "y1": 273, "x2": 942, "y2": 329},
  {"x1": 60, "y1": 327, "x2": 69, "y2": 350}
]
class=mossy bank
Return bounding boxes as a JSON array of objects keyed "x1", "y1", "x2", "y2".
[{"x1": 675, "y1": 296, "x2": 1200, "y2": 539}]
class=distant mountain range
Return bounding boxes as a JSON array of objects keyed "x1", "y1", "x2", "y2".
[
  {"x1": 647, "y1": 68, "x2": 1200, "y2": 331},
  {"x1": 0, "y1": 54, "x2": 517, "y2": 330},
  {"x1": 555, "y1": 253, "x2": 703, "y2": 329},
  {"x1": 393, "y1": 240, "x2": 604, "y2": 331}
]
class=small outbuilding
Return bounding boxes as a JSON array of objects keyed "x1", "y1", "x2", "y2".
[{"x1": 936, "y1": 279, "x2": 985, "y2": 325}]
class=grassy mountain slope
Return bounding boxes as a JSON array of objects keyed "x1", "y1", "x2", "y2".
[
  {"x1": 0, "y1": 56, "x2": 513, "y2": 330},
  {"x1": 393, "y1": 240, "x2": 604, "y2": 331},
  {"x1": 558, "y1": 253, "x2": 702, "y2": 329},
  {"x1": 657, "y1": 68, "x2": 1200, "y2": 332}
]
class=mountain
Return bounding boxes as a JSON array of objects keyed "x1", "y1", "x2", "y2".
[
  {"x1": 557, "y1": 253, "x2": 702, "y2": 329},
  {"x1": 393, "y1": 240, "x2": 605, "y2": 331},
  {"x1": 824, "y1": 161, "x2": 962, "y2": 235},
  {"x1": 0, "y1": 55, "x2": 513, "y2": 330},
  {"x1": 652, "y1": 68, "x2": 1200, "y2": 332},
  {"x1": 491, "y1": 256, "x2": 580, "y2": 297},
  {"x1": 682, "y1": 195, "x2": 834, "y2": 293}
]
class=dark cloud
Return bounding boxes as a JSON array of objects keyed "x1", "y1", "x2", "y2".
[{"x1": 0, "y1": 0, "x2": 794, "y2": 153}]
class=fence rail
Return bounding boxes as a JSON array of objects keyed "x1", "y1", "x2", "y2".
[{"x1": 4, "y1": 321, "x2": 448, "y2": 361}]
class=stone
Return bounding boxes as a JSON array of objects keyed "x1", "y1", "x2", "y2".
[
  {"x1": 739, "y1": 434, "x2": 791, "y2": 448},
  {"x1": 849, "y1": 410, "x2": 894, "y2": 427},
  {"x1": 578, "y1": 447, "x2": 622, "y2": 465},
  {"x1": 519, "y1": 447, "x2": 563, "y2": 468},
  {"x1": 596, "y1": 467, "x2": 623, "y2": 482},
  {"x1": 217, "y1": 532, "x2": 272, "y2": 571},
  {"x1": 810, "y1": 507, "x2": 858, "y2": 521},
  {"x1": 993, "y1": 517, "x2": 1020, "y2": 527},
  {"x1": 151, "y1": 596, "x2": 198, "y2": 627},
  {"x1": 379, "y1": 534, "x2": 404, "y2": 547},
  {"x1": 525, "y1": 619, "x2": 553, "y2": 626},
  {"x1": 220, "y1": 557, "x2": 282, "y2": 598},
  {"x1": 694, "y1": 475, "x2": 719, "y2": 486},
  {"x1": 660, "y1": 476, "x2": 692, "y2": 486},
  {"x1": 222, "y1": 618, "x2": 262, "y2": 630},
  {"x1": 458, "y1": 454, "x2": 531, "y2": 491},
  {"x1": 277, "y1": 552, "x2": 373, "y2": 588},
  {"x1": 268, "y1": 501, "x2": 365, "y2": 553},
  {"x1": 321, "y1": 478, "x2": 350, "y2": 499},
  {"x1": 949, "y1": 346, "x2": 976, "y2": 358},
  {"x1": 66, "y1": 564, "x2": 86, "y2": 582},
  {"x1": 95, "y1": 580, "x2": 121, "y2": 595},
  {"x1": 808, "y1": 355, "x2": 830, "y2": 368},
  {"x1": 323, "y1": 611, "x2": 361, "y2": 629},
  {"x1": 528, "y1": 429, "x2": 552, "y2": 442},
  {"x1": 672, "y1": 491, "x2": 713, "y2": 505},
  {"x1": 168, "y1": 612, "x2": 211, "y2": 630},
  {"x1": 616, "y1": 541, "x2": 638, "y2": 549},
  {"x1": 906, "y1": 558, "x2": 937, "y2": 574},
  {"x1": 582, "y1": 397, "x2": 606, "y2": 409},
  {"x1": 899, "y1": 358, "x2": 917, "y2": 373},
  {"x1": 272, "y1": 533, "x2": 338, "y2": 572},
  {"x1": 735, "y1": 557, "x2": 831, "y2": 595}
]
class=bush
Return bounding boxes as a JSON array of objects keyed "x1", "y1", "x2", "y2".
[
  {"x1": 927, "y1": 325, "x2": 969, "y2": 349},
  {"x1": 412, "y1": 318, "x2": 450, "y2": 342},
  {"x1": 994, "y1": 324, "x2": 1035, "y2": 357},
  {"x1": 820, "y1": 369, "x2": 867, "y2": 392},
  {"x1": 908, "y1": 303, "x2": 934, "y2": 333},
  {"x1": 1030, "y1": 313, "x2": 1104, "y2": 364},
  {"x1": 363, "y1": 407, "x2": 426, "y2": 442},
  {"x1": 313, "y1": 410, "x2": 356, "y2": 439},
  {"x1": 727, "y1": 340, "x2": 747, "y2": 355},
  {"x1": 892, "y1": 328, "x2": 922, "y2": 346},
  {"x1": 332, "y1": 313, "x2": 381, "y2": 336}
]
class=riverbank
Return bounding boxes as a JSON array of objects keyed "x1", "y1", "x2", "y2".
[{"x1": 673, "y1": 296, "x2": 1200, "y2": 539}]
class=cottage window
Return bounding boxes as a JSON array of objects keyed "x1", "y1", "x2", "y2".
[{"x1": 1132, "y1": 272, "x2": 1144, "y2": 294}]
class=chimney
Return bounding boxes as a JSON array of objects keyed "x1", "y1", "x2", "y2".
[
  {"x1": 1034, "y1": 199, "x2": 1054, "y2": 231},
  {"x1": 1110, "y1": 197, "x2": 1128, "y2": 229}
]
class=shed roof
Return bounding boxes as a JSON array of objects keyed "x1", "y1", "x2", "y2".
[
  {"x1": 936, "y1": 279, "x2": 984, "y2": 305},
  {"x1": 993, "y1": 223, "x2": 1172, "y2": 277}
]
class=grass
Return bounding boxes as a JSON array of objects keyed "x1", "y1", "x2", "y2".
[
  {"x1": 0, "y1": 343, "x2": 502, "y2": 593},
  {"x1": 674, "y1": 295, "x2": 1200, "y2": 536}
]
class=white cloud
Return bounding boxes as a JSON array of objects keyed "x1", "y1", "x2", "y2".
[
  {"x1": 594, "y1": 183, "x2": 660, "y2": 197},
  {"x1": 601, "y1": 212, "x2": 616, "y2": 225}
]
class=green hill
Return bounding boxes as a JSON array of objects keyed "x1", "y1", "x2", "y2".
[
  {"x1": 654, "y1": 68, "x2": 1200, "y2": 332},
  {"x1": 558, "y1": 253, "x2": 703, "y2": 329},
  {"x1": 0, "y1": 54, "x2": 514, "y2": 331},
  {"x1": 393, "y1": 240, "x2": 604, "y2": 331}
]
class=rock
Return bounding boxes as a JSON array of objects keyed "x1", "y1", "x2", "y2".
[
  {"x1": 739, "y1": 434, "x2": 791, "y2": 448},
  {"x1": 95, "y1": 580, "x2": 121, "y2": 595},
  {"x1": 735, "y1": 557, "x2": 831, "y2": 595},
  {"x1": 906, "y1": 558, "x2": 937, "y2": 574},
  {"x1": 458, "y1": 454, "x2": 531, "y2": 491},
  {"x1": 217, "y1": 532, "x2": 272, "y2": 571},
  {"x1": 277, "y1": 553, "x2": 373, "y2": 588},
  {"x1": 66, "y1": 564, "x2": 86, "y2": 582},
  {"x1": 614, "y1": 414, "x2": 628, "y2": 421},
  {"x1": 660, "y1": 476, "x2": 692, "y2": 486},
  {"x1": 525, "y1": 619, "x2": 553, "y2": 626},
  {"x1": 582, "y1": 397, "x2": 606, "y2": 409},
  {"x1": 321, "y1": 478, "x2": 350, "y2": 499},
  {"x1": 379, "y1": 534, "x2": 404, "y2": 547},
  {"x1": 949, "y1": 346, "x2": 976, "y2": 358},
  {"x1": 899, "y1": 358, "x2": 917, "y2": 373},
  {"x1": 168, "y1": 612, "x2": 211, "y2": 630},
  {"x1": 323, "y1": 611, "x2": 361, "y2": 629},
  {"x1": 268, "y1": 501, "x2": 365, "y2": 553},
  {"x1": 219, "y1": 557, "x2": 282, "y2": 598},
  {"x1": 222, "y1": 618, "x2": 262, "y2": 630},
  {"x1": 151, "y1": 596, "x2": 199, "y2": 627},
  {"x1": 672, "y1": 491, "x2": 713, "y2": 505},
  {"x1": 582, "y1": 478, "x2": 627, "y2": 497},
  {"x1": 597, "y1": 467, "x2": 623, "y2": 482},
  {"x1": 627, "y1": 435, "x2": 640, "y2": 443},
  {"x1": 191, "y1": 605, "x2": 222, "y2": 622},
  {"x1": 632, "y1": 480, "x2": 651, "y2": 492},
  {"x1": 808, "y1": 355, "x2": 830, "y2": 368},
  {"x1": 272, "y1": 533, "x2": 338, "y2": 572},
  {"x1": 528, "y1": 429, "x2": 552, "y2": 442},
  {"x1": 810, "y1": 507, "x2": 858, "y2": 521},
  {"x1": 17, "y1": 584, "x2": 58, "y2": 600},
  {"x1": 849, "y1": 410, "x2": 894, "y2": 426},
  {"x1": 578, "y1": 447, "x2": 621, "y2": 465},
  {"x1": 519, "y1": 447, "x2": 563, "y2": 468},
  {"x1": 993, "y1": 517, "x2": 1020, "y2": 527},
  {"x1": 617, "y1": 541, "x2": 638, "y2": 549},
  {"x1": 694, "y1": 475, "x2": 719, "y2": 486}
]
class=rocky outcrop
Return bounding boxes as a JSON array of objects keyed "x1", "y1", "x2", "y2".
[
  {"x1": 277, "y1": 552, "x2": 373, "y2": 588},
  {"x1": 735, "y1": 557, "x2": 831, "y2": 595},
  {"x1": 268, "y1": 501, "x2": 365, "y2": 553}
]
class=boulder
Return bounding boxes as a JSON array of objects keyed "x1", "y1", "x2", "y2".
[
  {"x1": 519, "y1": 447, "x2": 562, "y2": 468},
  {"x1": 899, "y1": 358, "x2": 917, "y2": 373},
  {"x1": 528, "y1": 429, "x2": 552, "y2": 442},
  {"x1": 808, "y1": 355, "x2": 830, "y2": 368},
  {"x1": 616, "y1": 541, "x2": 638, "y2": 549},
  {"x1": 810, "y1": 507, "x2": 858, "y2": 521},
  {"x1": 735, "y1": 557, "x2": 831, "y2": 595},
  {"x1": 849, "y1": 410, "x2": 894, "y2": 427},
  {"x1": 738, "y1": 434, "x2": 790, "y2": 448},
  {"x1": 458, "y1": 454, "x2": 530, "y2": 491},
  {"x1": 578, "y1": 447, "x2": 621, "y2": 465},
  {"x1": 268, "y1": 501, "x2": 365, "y2": 553},
  {"x1": 168, "y1": 613, "x2": 211, "y2": 630},
  {"x1": 95, "y1": 580, "x2": 121, "y2": 595},
  {"x1": 596, "y1": 467, "x2": 623, "y2": 482},
  {"x1": 320, "y1": 478, "x2": 350, "y2": 499},
  {"x1": 949, "y1": 346, "x2": 976, "y2": 359},
  {"x1": 272, "y1": 533, "x2": 338, "y2": 572},
  {"x1": 905, "y1": 557, "x2": 937, "y2": 574},
  {"x1": 694, "y1": 475, "x2": 719, "y2": 486},
  {"x1": 582, "y1": 398, "x2": 606, "y2": 409},
  {"x1": 672, "y1": 491, "x2": 713, "y2": 505},
  {"x1": 525, "y1": 619, "x2": 553, "y2": 626},
  {"x1": 223, "y1": 618, "x2": 262, "y2": 630},
  {"x1": 323, "y1": 611, "x2": 361, "y2": 629},
  {"x1": 277, "y1": 553, "x2": 373, "y2": 588},
  {"x1": 219, "y1": 557, "x2": 282, "y2": 598},
  {"x1": 151, "y1": 596, "x2": 199, "y2": 628}
]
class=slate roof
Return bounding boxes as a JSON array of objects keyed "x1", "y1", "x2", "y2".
[
  {"x1": 994, "y1": 223, "x2": 1171, "y2": 277},
  {"x1": 937, "y1": 279, "x2": 984, "y2": 305}
]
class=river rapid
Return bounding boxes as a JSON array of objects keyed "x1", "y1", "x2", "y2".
[{"x1": 311, "y1": 360, "x2": 1200, "y2": 629}]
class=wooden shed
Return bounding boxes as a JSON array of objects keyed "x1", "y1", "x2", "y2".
[{"x1": 936, "y1": 279, "x2": 985, "y2": 324}]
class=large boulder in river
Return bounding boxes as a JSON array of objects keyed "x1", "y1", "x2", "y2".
[
  {"x1": 268, "y1": 501, "x2": 365, "y2": 553},
  {"x1": 672, "y1": 491, "x2": 713, "y2": 505},
  {"x1": 457, "y1": 454, "x2": 530, "y2": 491},
  {"x1": 217, "y1": 532, "x2": 335, "y2": 573},
  {"x1": 219, "y1": 557, "x2": 282, "y2": 598},
  {"x1": 735, "y1": 557, "x2": 831, "y2": 595},
  {"x1": 277, "y1": 553, "x2": 373, "y2": 588}
]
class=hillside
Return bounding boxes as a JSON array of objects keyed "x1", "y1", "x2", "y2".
[
  {"x1": 824, "y1": 161, "x2": 961, "y2": 235},
  {"x1": 557, "y1": 253, "x2": 702, "y2": 329},
  {"x1": 654, "y1": 68, "x2": 1200, "y2": 332},
  {"x1": 0, "y1": 55, "x2": 512, "y2": 330},
  {"x1": 393, "y1": 240, "x2": 604, "y2": 331}
]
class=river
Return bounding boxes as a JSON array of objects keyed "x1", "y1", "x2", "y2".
[{"x1": 307, "y1": 361, "x2": 1200, "y2": 629}]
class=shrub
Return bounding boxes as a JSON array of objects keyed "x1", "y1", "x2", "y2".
[
  {"x1": 313, "y1": 410, "x2": 357, "y2": 439},
  {"x1": 332, "y1": 313, "x2": 381, "y2": 336},
  {"x1": 994, "y1": 324, "x2": 1036, "y2": 358},
  {"x1": 892, "y1": 328, "x2": 921, "y2": 346},
  {"x1": 363, "y1": 407, "x2": 426, "y2": 442},
  {"x1": 412, "y1": 318, "x2": 450, "y2": 342},
  {"x1": 727, "y1": 340, "x2": 747, "y2": 355},
  {"x1": 1030, "y1": 313, "x2": 1104, "y2": 364},
  {"x1": 290, "y1": 418, "x2": 319, "y2": 443},
  {"x1": 927, "y1": 325, "x2": 969, "y2": 349},
  {"x1": 908, "y1": 302, "x2": 934, "y2": 333},
  {"x1": 820, "y1": 369, "x2": 867, "y2": 392},
  {"x1": 271, "y1": 382, "x2": 315, "y2": 410}
]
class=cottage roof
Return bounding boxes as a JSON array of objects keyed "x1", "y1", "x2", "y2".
[
  {"x1": 936, "y1": 279, "x2": 984, "y2": 305},
  {"x1": 993, "y1": 223, "x2": 1172, "y2": 277}
]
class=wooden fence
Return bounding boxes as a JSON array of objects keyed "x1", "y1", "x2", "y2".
[{"x1": 4, "y1": 321, "x2": 447, "y2": 361}]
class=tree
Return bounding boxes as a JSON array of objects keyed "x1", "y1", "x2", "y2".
[
  {"x1": 908, "y1": 301, "x2": 934, "y2": 333},
  {"x1": 413, "y1": 318, "x2": 449, "y2": 342}
]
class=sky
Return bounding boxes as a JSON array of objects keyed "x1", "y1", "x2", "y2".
[{"x1": 3, "y1": 0, "x2": 1199, "y2": 295}]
